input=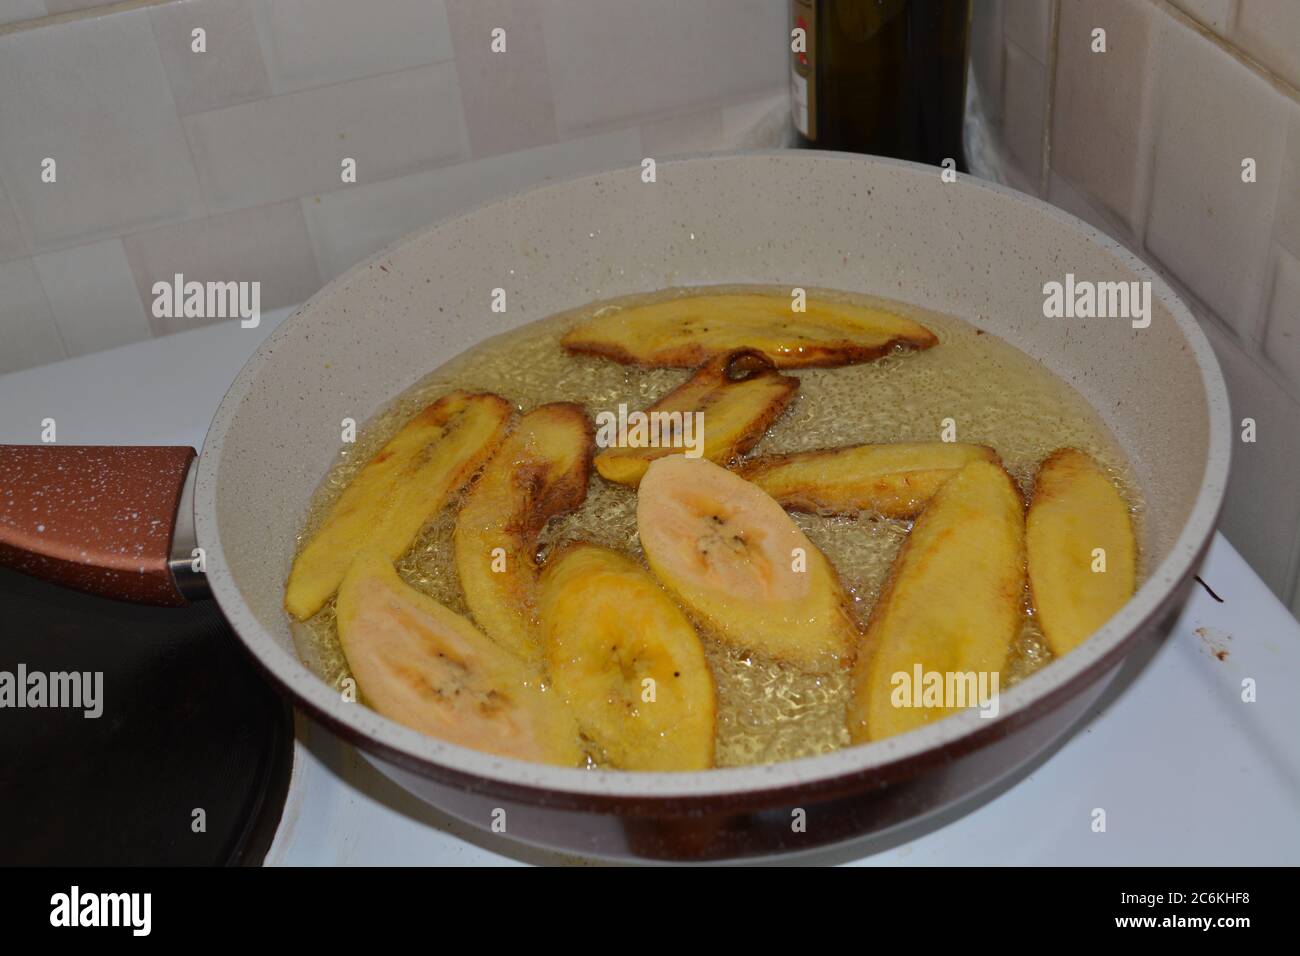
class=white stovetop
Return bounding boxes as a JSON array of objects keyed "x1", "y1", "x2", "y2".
[{"x1": 2, "y1": 306, "x2": 1297, "y2": 866}]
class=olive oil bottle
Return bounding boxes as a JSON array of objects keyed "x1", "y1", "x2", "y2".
[{"x1": 791, "y1": 0, "x2": 971, "y2": 168}]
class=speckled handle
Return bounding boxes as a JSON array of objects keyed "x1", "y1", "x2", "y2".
[{"x1": 0, "y1": 445, "x2": 196, "y2": 606}]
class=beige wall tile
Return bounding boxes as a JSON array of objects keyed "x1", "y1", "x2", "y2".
[
  {"x1": 1004, "y1": 0, "x2": 1053, "y2": 63},
  {"x1": 1050, "y1": 0, "x2": 1155, "y2": 233},
  {"x1": 1002, "y1": 41, "x2": 1047, "y2": 186},
  {"x1": 150, "y1": 0, "x2": 271, "y2": 115},
  {"x1": 1261, "y1": 244, "x2": 1300, "y2": 395},
  {"x1": 121, "y1": 200, "x2": 321, "y2": 336},
  {"x1": 446, "y1": 0, "x2": 558, "y2": 157},
  {"x1": 0, "y1": 9, "x2": 205, "y2": 252},
  {"x1": 1145, "y1": 18, "x2": 1287, "y2": 337},
  {"x1": 541, "y1": 0, "x2": 787, "y2": 135},
  {"x1": 1169, "y1": 0, "x2": 1236, "y2": 35},
  {"x1": 1233, "y1": 0, "x2": 1300, "y2": 93},
  {"x1": 970, "y1": 0, "x2": 1005, "y2": 125},
  {"x1": 32, "y1": 238, "x2": 150, "y2": 357},
  {"x1": 0, "y1": 178, "x2": 26, "y2": 262},
  {"x1": 1199, "y1": 312, "x2": 1300, "y2": 601},
  {"x1": 183, "y1": 62, "x2": 470, "y2": 214},
  {"x1": 0, "y1": 258, "x2": 62, "y2": 373},
  {"x1": 303, "y1": 127, "x2": 642, "y2": 280},
  {"x1": 0, "y1": 1, "x2": 47, "y2": 26},
  {"x1": 250, "y1": 0, "x2": 453, "y2": 95}
]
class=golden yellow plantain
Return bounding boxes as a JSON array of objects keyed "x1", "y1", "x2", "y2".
[
  {"x1": 848, "y1": 459, "x2": 1026, "y2": 743},
  {"x1": 1027, "y1": 448, "x2": 1137, "y2": 656},
  {"x1": 285, "y1": 391, "x2": 511, "y2": 620},
  {"x1": 636, "y1": 455, "x2": 856, "y2": 673},
  {"x1": 738, "y1": 441, "x2": 998, "y2": 518},
  {"x1": 595, "y1": 349, "x2": 799, "y2": 487},
  {"x1": 336, "y1": 551, "x2": 581, "y2": 766},
  {"x1": 562, "y1": 292, "x2": 938, "y2": 368},
  {"x1": 538, "y1": 543, "x2": 716, "y2": 771},
  {"x1": 454, "y1": 402, "x2": 593, "y2": 663}
]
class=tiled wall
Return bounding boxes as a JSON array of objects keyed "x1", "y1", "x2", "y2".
[
  {"x1": 969, "y1": 0, "x2": 1300, "y2": 617},
  {"x1": 0, "y1": 0, "x2": 790, "y2": 366}
]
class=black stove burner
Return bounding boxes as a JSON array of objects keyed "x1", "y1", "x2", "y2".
[{"x1": 0, "y1": 567, "x2": 293, "y2": 865}]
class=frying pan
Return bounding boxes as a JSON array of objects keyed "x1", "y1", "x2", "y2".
[{"x1": 0, "y1": 152, "x2": 1230, "y2": 861}]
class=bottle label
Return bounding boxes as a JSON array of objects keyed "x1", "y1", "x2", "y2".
[{"x1": 791, "y1": 0, "x2": 816, "y2": 140}]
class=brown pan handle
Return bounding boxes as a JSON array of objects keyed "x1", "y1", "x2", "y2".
[{"x1": 0, "y1": 445, "x2": 209, "y2": 606}]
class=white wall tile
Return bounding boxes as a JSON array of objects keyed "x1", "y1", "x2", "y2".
[
  {"x1": 1233, "y1": 0, "x2": 1300, "y2": 97},
  {"x1": 1002, "y1": 40, "x2": 1047, "y2": 187},
  {"x1": 42, "y1": 0, "x2": 115, "y2": 13},
  {"x1": 1278, "y1": 111, "x2": 1300, "y2": 256},
  {"x1": 446, "y1": 0, "x2": 558, "y2": 157},
  {"x1": 183, "y1": 62, "x2": 470, "y2": 214},
  {"x1": 150, "y1": 0, "x2": 271, "y2": 115},
  {"x1": 1261, "y1": 244, "x2": 1300, "y2": 394},
  {"x1": 1050, "y1": 0, "x2": 1156, "y2": 234},
  {"x1": 1144, "y1": 19, "x2": 1287, "y2": 338},
  {"x1": 0, "y1": 9, "x2": 205, "y2": 252},
  {"x1": 638, "y1": 89, "x2": 791, "y2": 157},
  {"x1": 640, "y1": 107, "x2": 725, "y2": 157},
  {"x1": 1292, "y1": 548, "x2": 1300, "y2": 620},
  {"x1": 1198, "y1": 312, "x2": 1300, "y2": 601},
  {"x1": 303, "y1": 127, "x2": 642, "y2": 280},
  {"x1": 32, "y1": 238, "x2": 150, "y2": 357},
  {"x1": 1047, "y1": 170, "x2": 1140, "y2": 251},
  {"x1": 121, "y1": 200, "x2": 321, "y2": 336},
  {"x1": 251, "y1": 0, "x2": 453, "y2": 95},
  {"x1": 0, "y1": 258, "x2": 62, "y2": 373},
  {"x1": 721, "y1": 89, "x2": 793, "y2": 148},
  {"x1": 1169, "y1": 0, "x2": 1236, "y2": 35},
  {"x1": 970, "y1": 0, "x2": 1005, "y2": 125},
  {"x1": 0, "y1": 1, "x2": 46, "y2": 27},
  {"x1": 541, "y1": 0, "x2": 787, "y2": 135},
  {"x1": 0, "y1": 178, "x2": 26, "y2": 262},
  {"x1": 1004, "y1": 0, "x2": 1054, "y2": 63}
]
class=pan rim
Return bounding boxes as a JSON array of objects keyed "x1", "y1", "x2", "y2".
[{"x1": 194, "y1": 149, "x2": 1232, "y2": 800}]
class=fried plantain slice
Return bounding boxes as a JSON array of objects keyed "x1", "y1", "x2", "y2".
[
  {"x1": 453, "y1": 402, "x2": 593, "y2": 663},
  {"x1": 1027, "y1": 448, "x2": 1136, "y2": 656},
  {"x1": 539, "y1": 543, "x2": 716, "y2": 770},
  {"x1": 336, "y1": 551, "x2": 581, "y2": 766},
  {"x1": 848, "y1": 460, "x2": 1025, "y2": 743},
  {"x1": 562, "y1": 292, "x2": 938, "y2": 368},
  {"x1": 285, "y1": 391, "x2": 511, "y2": 620},
  {"x1": 738, "y1": 441, "x2": 998, "y2": 518},
  {"x1": 636, "y1": 455, "x2": 856, "y2": 673},
  {"x1": 595, "y1": 350, "x2": 799, "y2": 487}
]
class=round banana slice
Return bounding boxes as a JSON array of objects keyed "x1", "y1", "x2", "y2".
[
  {"x1": 337, "y1": 551, "x2": 582, "y2": 766},
  {"x1": 539, "y1": 544, "x2": 715, "y2": 771},
  {"x1": 636, "y1": 455, "x2": 856, "y2": 672}
]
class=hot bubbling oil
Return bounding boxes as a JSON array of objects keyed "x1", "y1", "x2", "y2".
[{"x1": 292, "y1": 285, "x2": 1143, "y2": 768}]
